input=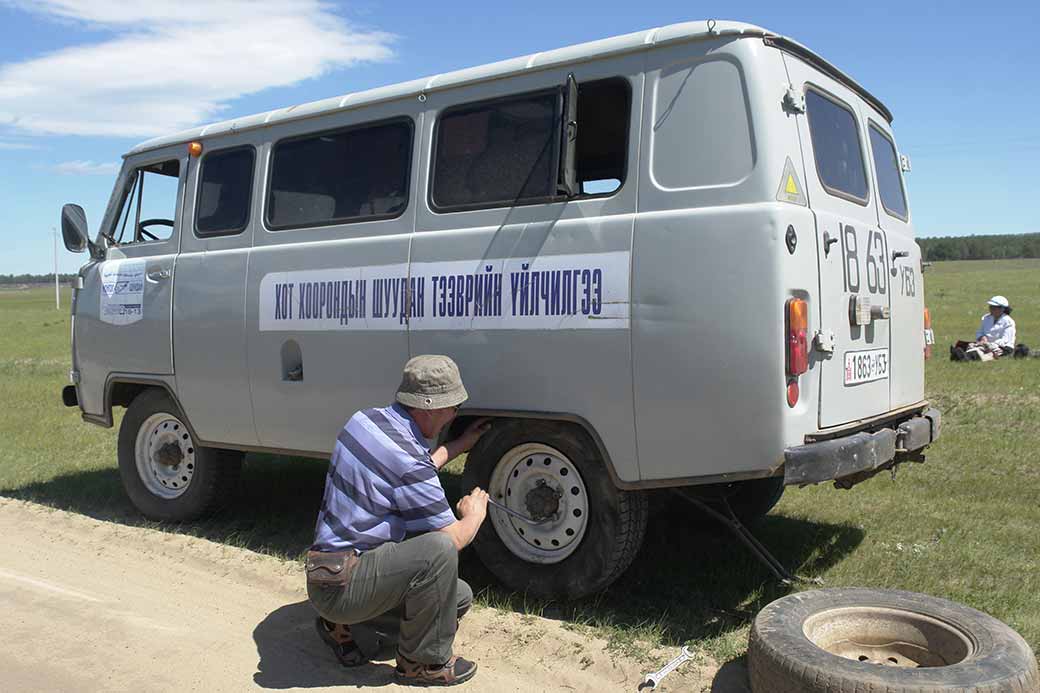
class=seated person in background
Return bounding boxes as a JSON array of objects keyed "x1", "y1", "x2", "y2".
[{"x1": 951, "y1": 295, "x2": 1017, "y2": 361}]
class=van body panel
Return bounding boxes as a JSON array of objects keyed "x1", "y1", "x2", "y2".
[
  {"x1": 411, "y1": 58, "x2": 644, "y2": 483},
  {"x1": 244, "y1": 100, "x2": 421, "y2": 452},
  {"x1": 782, "y1": 54, "x2": 892, "y2": 428},
  {"x1": 172, "y1": 131, "x2": 261, "y2": 446}
]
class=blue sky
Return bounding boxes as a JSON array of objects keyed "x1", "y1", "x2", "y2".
[{"x1": 1, "y1": 0, "x2": 1037, "y2": 274}]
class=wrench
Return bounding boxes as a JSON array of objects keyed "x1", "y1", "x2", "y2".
[
  {"x1": 486, "y1": 497, "x2": 551, "y2": 525},
  {"x1": 641, "y1": 646, "x2": 694, "y2": 689}
]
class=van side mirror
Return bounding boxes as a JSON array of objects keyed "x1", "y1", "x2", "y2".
[{"x1": 61, "y1": 204, "x2": 90, "y2": 253}]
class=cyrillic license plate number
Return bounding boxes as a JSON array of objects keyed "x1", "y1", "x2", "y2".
[{"x1": 844, "y1": 348, "x2": 889, "y2": 385}]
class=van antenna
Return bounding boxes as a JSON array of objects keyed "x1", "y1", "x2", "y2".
[{"x1": 707, "y1": 19, "x2": 718, "y2": 35}]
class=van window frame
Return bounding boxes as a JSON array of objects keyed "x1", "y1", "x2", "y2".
[
  {"x1": 803, "y1": 84, "x2": 870, "y2": 207},
  {"x1": 263, "y1": 115, "x2": 415, "y2": 233},
  {"x1": 427, "y1": 77, "x2": 632, "y2": 214},
  {"x1": 866, "y1": 120, "x2": 909, "y2": 222},
  {"x1": 107, "y1": 157, "x2": 184, "y2": 249},
  {"x1": 193, "y1": 144, "x2": 256, "y2": 239}
]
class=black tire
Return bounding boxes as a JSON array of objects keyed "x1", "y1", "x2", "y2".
[
  {"x1": 117, "y1": 388, "x2": 242, "y2": 522},
  {"x1": 461, "y1": 419, "x2": 647, "y2": 600},
  {"x1": 748, "y1": 588, "x2": 1040, "y2": 693},
  {"x1": 726, "y1": 476, "x2": 785, "y2": 523}
]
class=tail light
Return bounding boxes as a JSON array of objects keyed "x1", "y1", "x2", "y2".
[
  {"x1": 786, "y1": 298, "x2": 809, "y2": 376},
  {"x1": 923, "y1": 307, "x2": 934, "y2": 360}
]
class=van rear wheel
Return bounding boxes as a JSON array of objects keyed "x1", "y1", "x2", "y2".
[
  {"x1": 117, "y1": 389, "x2": 242, "y2": 522},
  {"x1": 462, "y1": 420, "x2": 647, "y2": 599}
]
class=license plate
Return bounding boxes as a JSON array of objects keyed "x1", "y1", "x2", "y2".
[{"x1": 844, "y1": 348, "x2": 889, "y2": 385}]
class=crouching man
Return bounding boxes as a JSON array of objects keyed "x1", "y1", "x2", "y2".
[{"x1": 306, "y1": 355, "x2": 492, "y2": 686}]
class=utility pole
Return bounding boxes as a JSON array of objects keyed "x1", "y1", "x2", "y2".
[{"x1": 53, "y1": 226, "x2": 60, "y2": 310}]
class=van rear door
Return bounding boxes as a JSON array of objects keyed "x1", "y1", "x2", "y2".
[
  {"x1": 783, "y1": 56, "x2": 891, "y2": 427},
  {"x1": 866, "y1": 120, "x2": 925, "y2": 409}
]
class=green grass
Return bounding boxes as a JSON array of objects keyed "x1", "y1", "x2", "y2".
[{"x1": 2, "y1": 261, "x2": 1038, "y2": 664}]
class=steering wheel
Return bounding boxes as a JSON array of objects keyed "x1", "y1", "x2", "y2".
[{"x1": 137, "y1": 218, "x2": 174, "y2": 241}]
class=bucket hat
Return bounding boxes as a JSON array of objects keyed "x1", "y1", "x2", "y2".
[
  {"x1": 987, "y1": 296, "x2": 1010, "y2": 308},
  {"x1": 395, "y1": 355, "x2": 468, "y2": 410}
]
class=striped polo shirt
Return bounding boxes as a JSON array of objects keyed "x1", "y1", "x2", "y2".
[{"x1": 312, "y1": 403, "x2": 456, "y2": 552}]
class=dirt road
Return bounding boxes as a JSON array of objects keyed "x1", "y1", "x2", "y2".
[{"x1": 0, "y1": 498, "x2": 746, "y2": 692}]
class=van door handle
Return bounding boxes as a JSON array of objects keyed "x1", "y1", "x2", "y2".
[
  {"x1": 891, "y1": 250, "x2": 909, "y2": 262},
  {"x1": 822, "y1": 231, "x2": 839, "y2": 256},
  {"x1": 147, "y1": 268, "x2": 171, "y2": 282}
]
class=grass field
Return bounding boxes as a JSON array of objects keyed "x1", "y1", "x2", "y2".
[{"x1": 1, "y1": 260, "x2": 1038, "y2": 666}]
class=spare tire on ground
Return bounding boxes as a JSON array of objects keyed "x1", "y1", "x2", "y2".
[{"x1": 748, "y1": 588, "x2": 1039, "y2": 693}]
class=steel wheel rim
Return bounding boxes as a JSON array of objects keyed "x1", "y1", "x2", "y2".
[
  {"x1": 803, "y1": 606, "x2": 976, "y2": 668},
  {"x1": 488, "y1": 443, "x2": 589, "y2": 565},
  {"x1": 134, "y1": 412, "x2": 196, "y2": 500}
]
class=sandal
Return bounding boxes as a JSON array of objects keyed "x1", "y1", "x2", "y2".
[
  {"x1": 395, "y1": 652, "x2": 477, "y2": 686},
  {"x1": 315, "y1": 617, "x2": 367, "y2": 667}
]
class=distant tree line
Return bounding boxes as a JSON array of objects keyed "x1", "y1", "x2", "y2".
[
  {"x1": 918, "y1": 233, "x2": 1040, "y2": 262},
  {"x1": 0, "y1": 273, "x2": 77, "y2": 285}
]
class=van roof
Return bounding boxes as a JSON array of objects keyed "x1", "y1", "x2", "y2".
[{"x1": 127, "y1": 19, "x2": 892, "y2": 157}]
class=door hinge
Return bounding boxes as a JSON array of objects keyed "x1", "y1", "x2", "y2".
[
  {"x1": 783, "y1": 86, "x2": 806, "y2": 114},
  {"x1": 813, "y1": 330, "x2": 835, "y2": 354}
]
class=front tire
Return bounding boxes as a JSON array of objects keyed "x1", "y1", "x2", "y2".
[
  {"x1": 461, "y1": 420, "x2": 647, "y2": 599},
  {"x1": 117, "y1": 388, "x2": 242, "y2": 521}
]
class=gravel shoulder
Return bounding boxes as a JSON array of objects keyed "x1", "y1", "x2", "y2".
[{"x1": 0, "y1": 498, "x2": 738, "y2": 692}]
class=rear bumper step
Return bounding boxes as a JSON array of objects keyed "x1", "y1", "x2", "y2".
[{"x1": 784, "y1": 408, "x2": 941, "y2": 486}]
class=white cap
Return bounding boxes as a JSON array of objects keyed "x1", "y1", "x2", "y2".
[{"x1": 987, "y1": 295, "x2": 1009, "y2": 308}]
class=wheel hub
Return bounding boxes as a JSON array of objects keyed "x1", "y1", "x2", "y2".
[
  {"x1": 524, "y1": 480, "x2": 562, "y2": 521},
  {"x1": 154, "y1": 442, "x2": 183, "y2": 467}
]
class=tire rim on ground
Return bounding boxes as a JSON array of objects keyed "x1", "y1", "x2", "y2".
[
  {"x1": 134, "y1": 412, "x2": 196, "y2": 500},
  {"x1": 488, "y1": 443, "x2": 589, "y2": 564},
  {"x1": 803, "y1": 606, "x2": 977, "y2": 668}
]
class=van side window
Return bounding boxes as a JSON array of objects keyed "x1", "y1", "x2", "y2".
[
  {"x1": 196, "y1": 147, "x2": 255, "y2": 237},
  {"x1": 576, "y1": 78, "x2": 629, "y2": 195},
  {"x1": 805, "y1": 89, "x2": 868, "y2": 202},
  {"x1": 868, "y1": 125, "x2": 908, "y2": 220},
  {"x1": 267, "y1": 119, "x2": 412, "y2": 230},
  {"x1": 432, "y1": 91, "x2": 559, "y2": 210},
  {"x1": 432, "y1": 78, "x2": 631, "y2": 210},
  {"x1": 113, "y1": 160, "x2": 181, "y2": 244}
]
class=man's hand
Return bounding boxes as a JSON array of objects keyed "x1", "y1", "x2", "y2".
[
  {"x1": 457, "y1": 487, "x2": 489, "y2": 521},
  {"x1": 455, "y1": 418, "x2": 493, "y2": 453}
]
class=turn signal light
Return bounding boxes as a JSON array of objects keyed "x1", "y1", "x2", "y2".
[
  {"x1": 786, "y1": 380, "x2": 800, "y2": 407},
  {"x1": 188, "y1": 141, "x2": 203, "y2": 157},
  {"x1": 786, "y1": 298, "x2": 809, "y2": 376}
]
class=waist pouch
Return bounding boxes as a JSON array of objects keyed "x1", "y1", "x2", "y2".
[{"x1": 306, "y1": 550, "x2": 360, "y2": 587}]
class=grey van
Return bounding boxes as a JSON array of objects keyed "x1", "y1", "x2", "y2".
[{"x1": 61, "y1": 20, "x2": 940, "y2": 598}]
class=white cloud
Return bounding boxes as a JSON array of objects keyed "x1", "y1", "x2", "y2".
[
  {"x1": 0, "y1": 140, "x2": 38, "y2": 149},
  {"x1": 51, "y1": 160, "x2": 121, "y2": 175},
  {"x1": 0, "y1": 1, "x2": 395, "y2": 137}
]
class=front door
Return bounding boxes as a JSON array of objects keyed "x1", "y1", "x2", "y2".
[{"x1": 77, "y1": 146, "x2": 186, "y2": 379}]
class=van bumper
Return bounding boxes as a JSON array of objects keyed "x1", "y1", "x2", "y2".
[{"x1": 783, "y1": 408, "x2": 941, "y2": 487}]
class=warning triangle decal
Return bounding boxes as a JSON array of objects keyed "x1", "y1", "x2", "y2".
[{"x1": 776, "y1": 157, "x2": 807, "y2": 206}]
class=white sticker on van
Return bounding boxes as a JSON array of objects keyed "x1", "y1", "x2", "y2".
[
  {"x1": 99, "y1": 259, "x2": 145, "y2": 326},
  {"x1": 258, "y1": 251, "x2": 630, "y2": 332}
]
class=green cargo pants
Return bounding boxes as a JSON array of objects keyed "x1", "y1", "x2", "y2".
[{"x1": 308, "y1": 532, "x2": 471, "y2": 665}]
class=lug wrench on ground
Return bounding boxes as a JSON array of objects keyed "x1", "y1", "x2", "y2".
[{"x1": 640, "y1": 646, "x2": 694, "y2": 689}]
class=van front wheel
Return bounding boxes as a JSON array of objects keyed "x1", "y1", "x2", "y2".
[
  {"x1": 117, "y1": 389, "x2": 242, "y2": 522},
  {"x1": 462, "y1": 420, "x2": 647, "y2": 599}
]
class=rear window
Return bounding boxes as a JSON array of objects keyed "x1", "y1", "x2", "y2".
[
  {"x1": 267, "y1": 119, "x2": 412, "y2": 230},
  {"x1": 196, "y1": 147, "x2": 254, "y2": 237},
  {"x1": 868, "y1": 125, "x2": 908, "y2": 219},
  {"x1": 805, "y1": 89, "x2": 868, "y2": 202}
]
